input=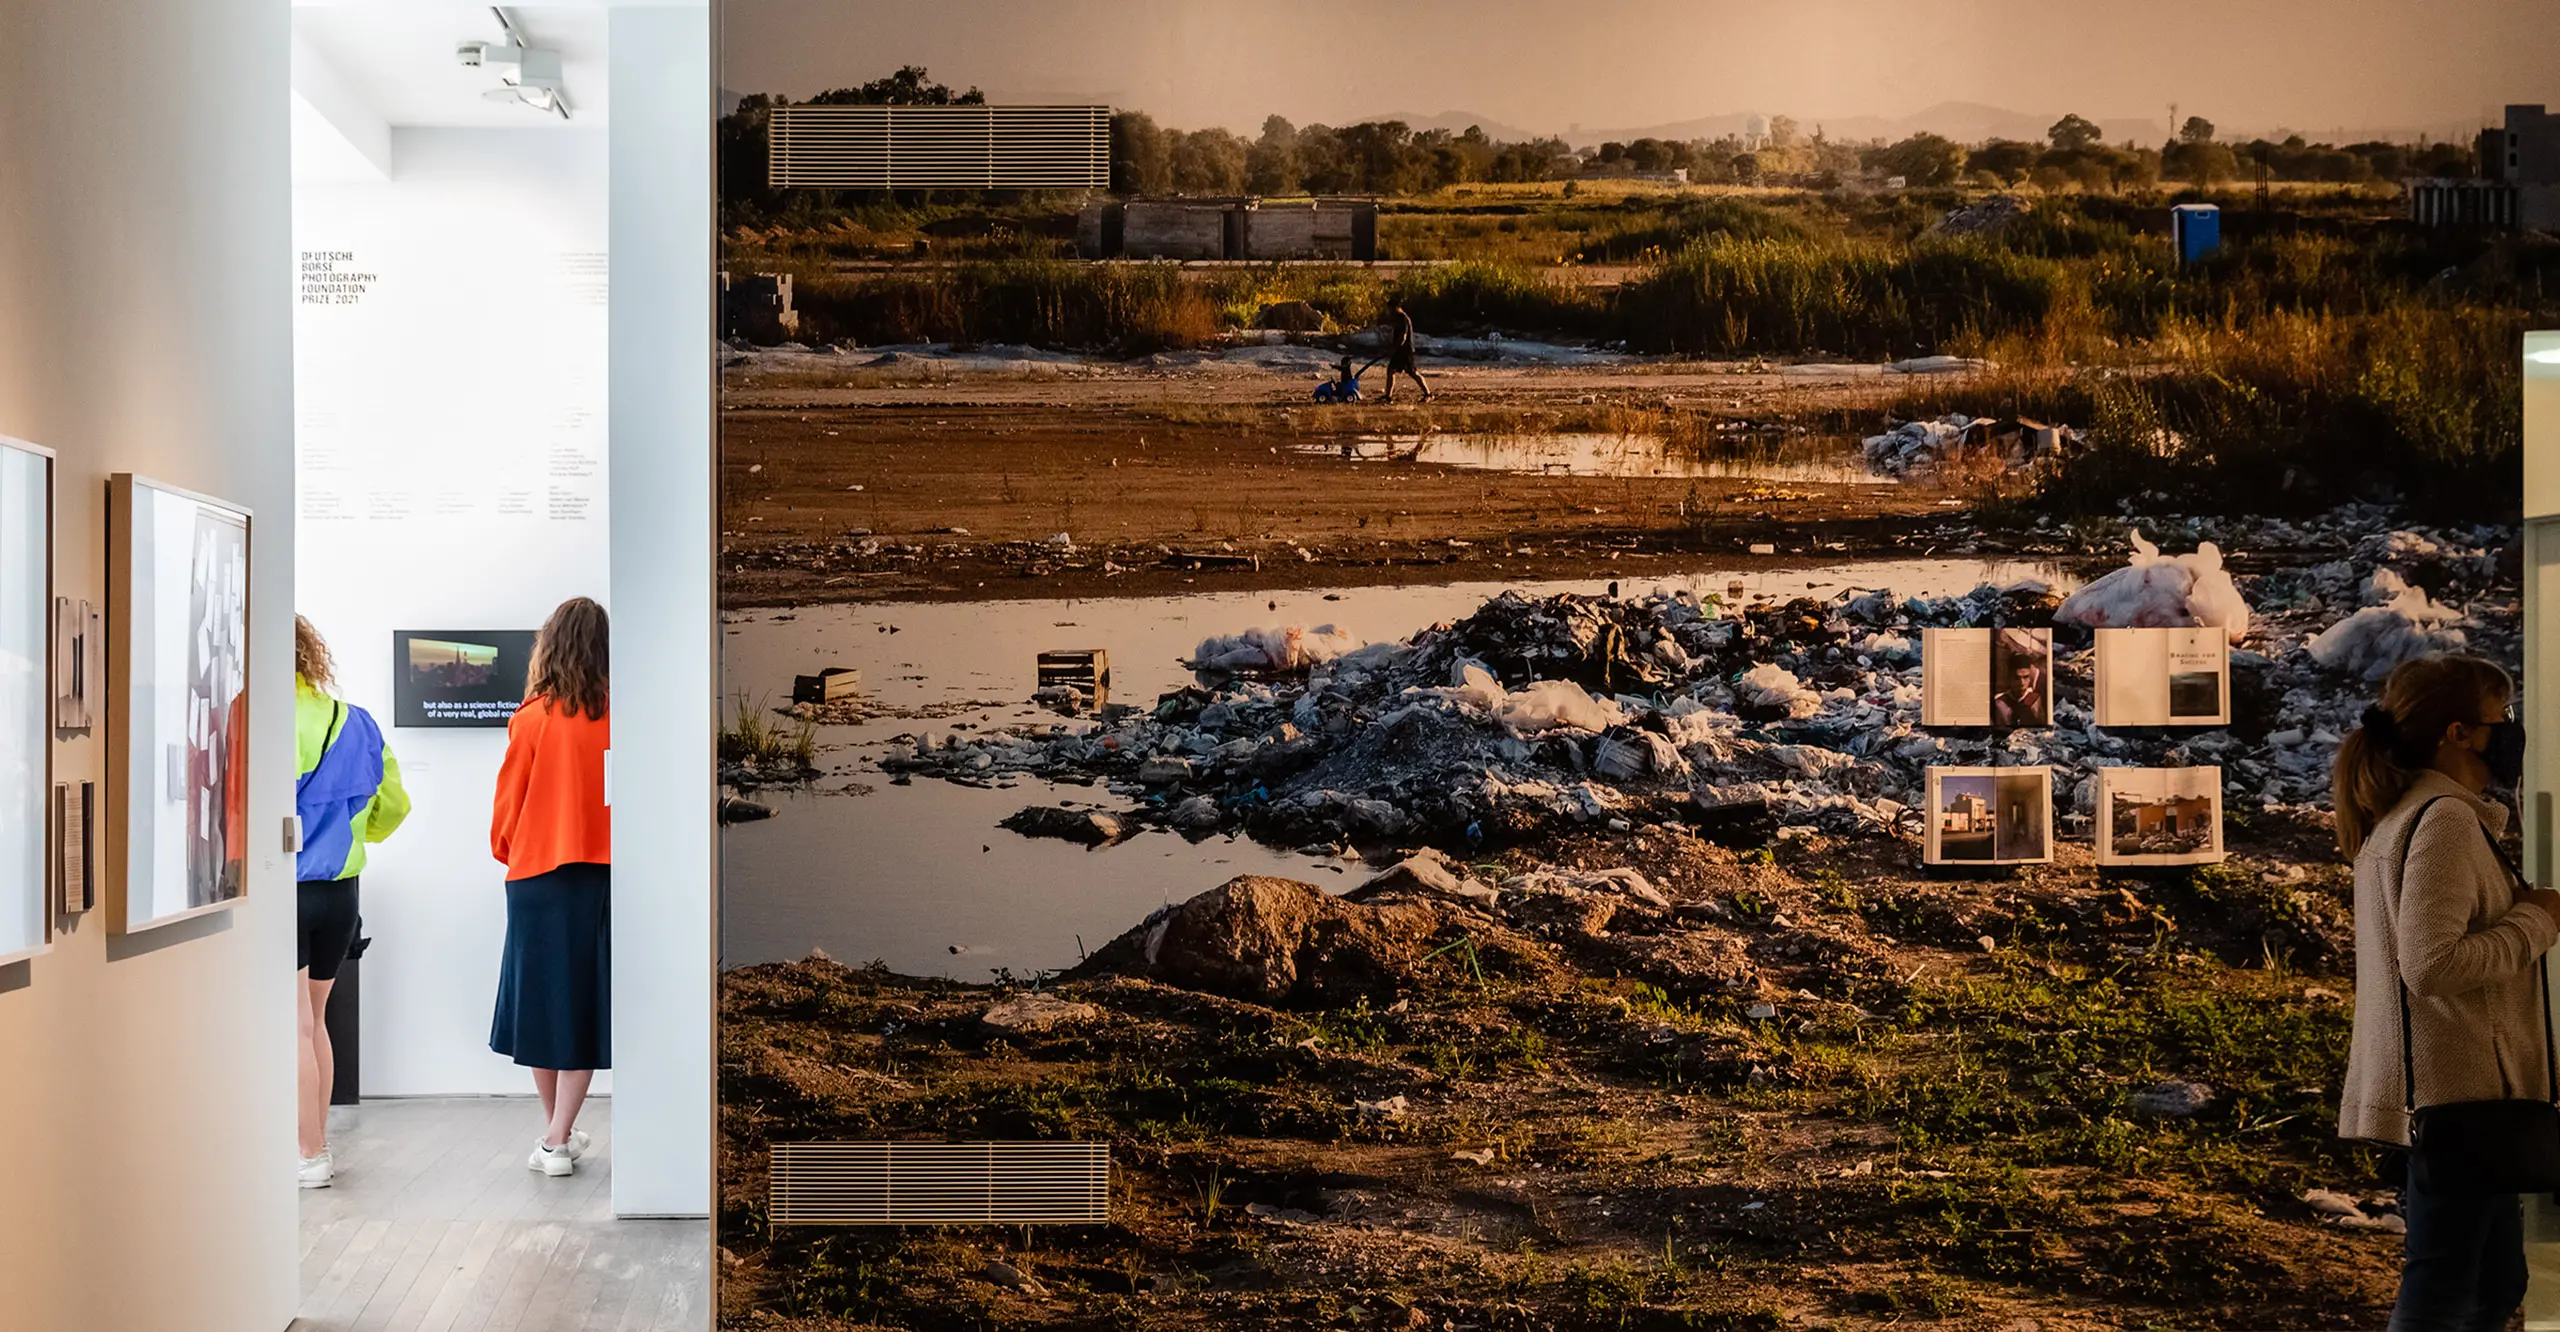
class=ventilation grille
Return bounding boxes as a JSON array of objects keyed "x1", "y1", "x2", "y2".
[
  {"x1": 769, "y1": 1142, "x2": 1111, "y2": 1226},
  {"x1": 768, "y1": 106, "x2": 1110, "y2": 189}
]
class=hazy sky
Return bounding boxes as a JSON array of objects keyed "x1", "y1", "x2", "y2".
[{"x1": 722, "y1": 0, "x2": 2558, "y2": 140}]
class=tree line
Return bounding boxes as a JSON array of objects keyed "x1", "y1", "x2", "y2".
[{"x1": 720, "y1": 66, "x2": 2482, "y2": 217}]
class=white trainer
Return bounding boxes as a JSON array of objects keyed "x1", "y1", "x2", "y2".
[
  {"x1": 298, "y1": 1154, "x2": 333, "y2": 1189},
  {"x1": 556, "y1": 1129, "x2": 593, "y2": 1161},
  {"x1": 528, "y1": 1140, "x2": 576, "y2": 1177}
]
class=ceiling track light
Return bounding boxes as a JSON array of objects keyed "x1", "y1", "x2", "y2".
[{"x1": 454, "y1": 6, "x2": 570, "y2": 121}]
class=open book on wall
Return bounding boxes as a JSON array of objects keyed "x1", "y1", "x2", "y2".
[
  {"x1": 2093, "y1": 627, "x2": 2230, "y2": 727},
  {"x1": 2097, "y1": 766, "x2": 2225, "y2": 867},
  {"x1": 1921, "y1": 628, "x2": 2052, "y2": 729},
  {"x1": 1924, "y1": 766, "x2": 2053, "y2": 866}
]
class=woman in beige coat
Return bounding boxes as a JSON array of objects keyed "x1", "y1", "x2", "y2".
[{"x1": 2338, "y1": 654, "x2": 2560, "y2": 1331}]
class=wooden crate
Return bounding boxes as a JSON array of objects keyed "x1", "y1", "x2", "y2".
[{"x1": 792, "y1": 667, "x2": 863, "y2": 705}]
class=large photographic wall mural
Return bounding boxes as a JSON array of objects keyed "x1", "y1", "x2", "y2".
[{"x1": 713, "y1": 5, "x2": 2555, "y2": 1326}]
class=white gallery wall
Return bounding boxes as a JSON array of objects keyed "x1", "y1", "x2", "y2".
[
  {"x1": 0, "y1": 0, "x2": 303, "y2": 1327},
  {"x1": 294, "y1": 126, "x2": 615, "y2": 1097}
]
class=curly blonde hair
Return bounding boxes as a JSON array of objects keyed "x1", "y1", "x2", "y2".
[
  {"x1": 527, "y1": 597, "x2": 609, "y2": 721},
  {"x1": 294, "y1": 615, "x2": 335, "y2": 690}
]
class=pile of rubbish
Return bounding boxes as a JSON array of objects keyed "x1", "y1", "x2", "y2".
[
  {"x1": 1930, "y1": 194, "x2": 2035, "y2": 238},
  {"x1": 1862, "y1": 414, "x2": 2078, "y2": 477},
  {"x1": 881, "y1": 511, "x2": 2515, "y2": 856}
]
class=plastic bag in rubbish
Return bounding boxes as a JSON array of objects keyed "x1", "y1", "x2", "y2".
[
  {"x1": 1736, "y1": 663, "x2": 1821, "y2": 719},
  {"x1": 1495, "y1": 679, "x2": 1625, "y2": 735},
  {"x1": 1192, "y1": 624, "x2": 1366, "y2": 672},
  {"x1": 2053, "y1": 533, "x2": 2252, "y2": 644},
  {"x1": 2307, "y1": 573, "x2": 2466, "y2": 682}
]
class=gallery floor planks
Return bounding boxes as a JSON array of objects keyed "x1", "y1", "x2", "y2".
[{"x1": 292, "y1": 1098, "x2": 706, "y2": 1332}]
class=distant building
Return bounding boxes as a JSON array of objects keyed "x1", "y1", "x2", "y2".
[
  {"x1": 1076, "y1": 198, "x2": 1378, "y2": 261},
  {"x1": 2412, "y1": 103, "x2": 2560, "y2": 231},
  {"x1": 1942, "y1": 792, "x2": 1987, "y2": 832},
  {"x1": 1577, "y1": 163, "x2": 1690, "y2": 185}
]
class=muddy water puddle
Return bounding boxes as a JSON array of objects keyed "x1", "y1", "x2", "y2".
[
  {"x1": 1293, "y1": 432, "x2": 1884, "y2": 486},
  {"x1": 721, "y1": 559, "x2": 2072, "y2": 977}
]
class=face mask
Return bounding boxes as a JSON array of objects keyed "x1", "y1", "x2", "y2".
[{"x1": 2484, "y1": 720, "x2": 2528, "y2": 788}]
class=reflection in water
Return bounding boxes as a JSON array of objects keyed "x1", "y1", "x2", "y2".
[
  {"x1": 721, "y1": 561, "x2": 2072, "y2": 977},
  {"x1": 1294, "y1": 432, "x2": 1884, "y2": 486}
]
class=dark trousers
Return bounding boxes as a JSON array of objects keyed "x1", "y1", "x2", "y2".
[{"x1": 2392, "y1": 1156, "x2": 2527, "y2": 1332}]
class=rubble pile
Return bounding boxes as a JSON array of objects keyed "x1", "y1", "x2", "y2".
[
  {"x1": 1929, "y1": 194, "x2": 2035, "y2": 237},
  {"x1": 1861, "y1": 413, "x2": 2079, "y2": 477},
  {"x1": 880, "y1": 510, "x2": 2517, "y2": 857}
]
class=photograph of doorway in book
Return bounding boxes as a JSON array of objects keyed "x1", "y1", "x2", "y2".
[
  {"x1": 1927, "y1": 766, "x2": 2050, "y2": 865},
  {"x1": 2099, "y1": 765, "x2": 2225, "y2": 866}
]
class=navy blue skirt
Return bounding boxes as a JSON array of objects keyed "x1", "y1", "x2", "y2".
[{"x1": 489, "y1": 862, "x2": 611, "y2": 1070}]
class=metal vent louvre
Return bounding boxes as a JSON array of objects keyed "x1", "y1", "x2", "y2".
[
  {"x1": 768, "y1": 106, "x2": 1110, "y2": 190},
  {"x1": 770, "y1": 1142, "x2": 1111, "y2": 1226}
]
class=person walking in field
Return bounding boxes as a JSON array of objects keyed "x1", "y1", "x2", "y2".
[
  {"x1": 1375, "y1": 299, "x2": 1431, "y2": 403},
  {"x1": 489, "y1": 597, "x2": 613, "y2": 1177}
]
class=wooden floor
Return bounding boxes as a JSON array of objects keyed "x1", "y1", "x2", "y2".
[{"x1": 294, "y1": 1098, "x2": 709, "y2": 1332}]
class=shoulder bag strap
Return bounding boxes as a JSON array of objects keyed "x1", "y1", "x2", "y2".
[
  {"x1": 2397, "y1": 795, "x2": 2455, "y2": 1114},
  {"x1": 296, "y1": 701, "x2": 345, "y2": 798},
  {"x1": 2472, "y1": 821, "x2": 2560, "y2": 1104}
]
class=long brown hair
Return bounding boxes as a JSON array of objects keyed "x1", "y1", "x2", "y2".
[
  {"x1": 2332, "y1": 654, "x2": 2511, "y2": 856},
  {"x1": 294, "y1": 615, "x2": 335, "y2": 690},
  {"x1": 527, "y1": 597, "x2": 609, "y2": 721}
]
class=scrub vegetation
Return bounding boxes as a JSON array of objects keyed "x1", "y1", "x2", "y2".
[{"x1": 726, "y1": 189, "x2": 2556, "y2": 519}]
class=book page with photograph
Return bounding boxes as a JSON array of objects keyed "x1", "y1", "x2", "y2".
[
  {"x1": 1923, "y1": 628, "x2": 2051, "y2": 729},
  {"x1": 2097, "y1": 766, "x2": 2226, "y2": 866},
  {"x1": 2094, "y1": 628, "x2": 2230, "y2": 727},
  {"x1": 1925, "y1": 766, "x2": 2053, "y2": 866}
]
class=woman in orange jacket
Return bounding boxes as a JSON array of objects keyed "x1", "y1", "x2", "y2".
[{"x1": 488, "y1": 597, "x2": 612, "y2": 1177}]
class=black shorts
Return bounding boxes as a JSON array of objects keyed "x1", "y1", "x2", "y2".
[
  {"x1": 298, "y1": 878, "x2": 360, "y2": 981},
  {"x1": 1388, "y1": 348, "x2": 1418, "y2": 372}
]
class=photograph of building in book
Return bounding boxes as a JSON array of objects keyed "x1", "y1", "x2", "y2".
[
  {"x1": 712, "y1": 2, "x2": 2554, "y2": 1327},
  {"x1": 1926, "y1": 767, "x2": 2051, "y2": 865},
  {"x1": 2098, "y1": 765, "x2": 2228, "y2": 867}
]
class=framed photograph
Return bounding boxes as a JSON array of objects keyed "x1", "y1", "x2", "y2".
[
  {"x1": 1921, "y1": 627, "x2": 2052, "y2": 730},
  {"x1": 0, "y1": 436, "x2": 54, "y2": 964},
  {"x1": 54, "y1": 596, "x2": 96, "y2": 732},
  {"x1": 1925, "y1": 766, "x2": 2053, "y2": 866},
  {"x1": 391, "y1": 628, "x2": 537, "y2": 727},
  {"x1": 2098, "y1": 767, "x2": 2226, "y2": 867},
  {"x1": 105, "y1": 474, "x2": 252, "y2": 936}
]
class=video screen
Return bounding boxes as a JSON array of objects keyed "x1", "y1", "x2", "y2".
[{"x1": 391, "y1": 629, "x2": 535, "y2": 728}]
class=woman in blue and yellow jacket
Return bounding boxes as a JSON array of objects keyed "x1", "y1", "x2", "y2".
[{"x1": 293, "y1": 616, "x2": 409, "y2": 1189}]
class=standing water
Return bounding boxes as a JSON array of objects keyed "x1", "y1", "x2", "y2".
[{"x1": 721, "y1": 559, "x2": 2072, "y2": 978}]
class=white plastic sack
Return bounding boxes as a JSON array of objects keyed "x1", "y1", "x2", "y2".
[
  {"x1": 1192, "y1": 624, "x2": 1365, "y2": 672},
  {"x1": 1736, "y1": 663, "x2": 1821, "y2": 719},
  {"x1": 1495, "y1": 679, "x2": 1625, "y2": 735},
  {"x1": 2053, "y1": 533, "x2": 2252, "y2": 644},
  {"x1": 2307, "y1": 575, "x2": 2466, "y2": 682}
]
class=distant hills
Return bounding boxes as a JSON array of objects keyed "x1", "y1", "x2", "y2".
[{"x1": 1372, "y1": 100, "x2": 2480, "y2": 148}]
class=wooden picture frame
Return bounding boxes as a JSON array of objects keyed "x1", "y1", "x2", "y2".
[
  {"x1": 0, "y1": 436, "x2": 53, "y2": 965},
  {"x1": 105, "y1": 473, "x2": 253, "y2": 937}
]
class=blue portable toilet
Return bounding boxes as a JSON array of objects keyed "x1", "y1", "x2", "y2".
[{"x1": 2171, "y1": 204, "x2": 2220, "y2": 265}]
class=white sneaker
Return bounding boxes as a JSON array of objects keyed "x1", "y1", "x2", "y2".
[
  {"x1": 528, "y1": 1140, "x2": 576, "y2": 1177},
  {"x1": 560, "y1": 1129, "x2": 592, "y2": 1161},
  {"x1": 298, "y1": 1154, "x2": 333, "y2": 1189}
]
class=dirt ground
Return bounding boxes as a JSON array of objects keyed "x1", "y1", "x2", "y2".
[
  {"x1": 719, "y1": 360, "x2": 1992, "y2": 607},
  {"x1": 717, "y1": 817, "x2": 2401, "y2": 1332}
]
